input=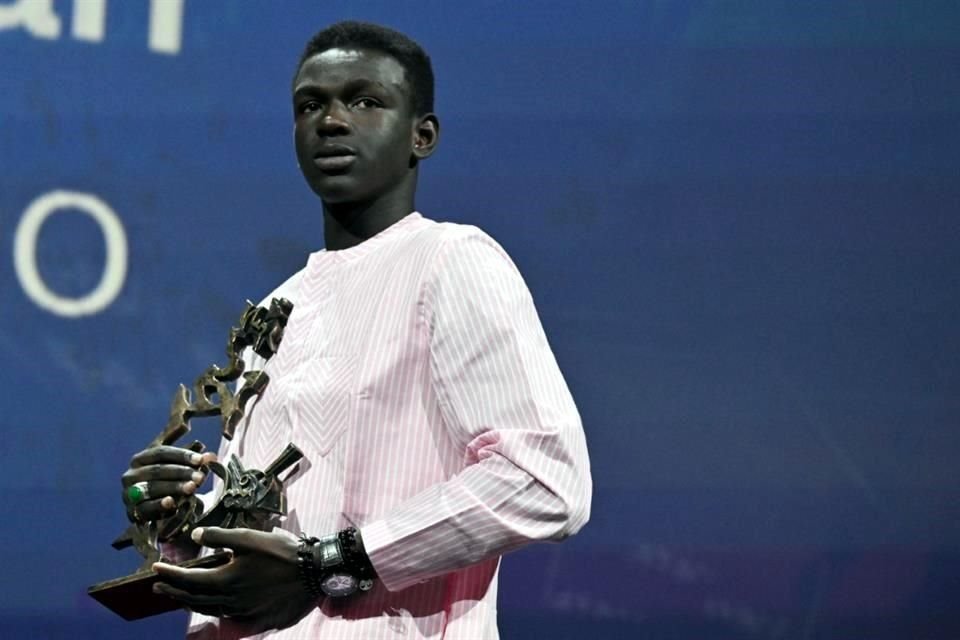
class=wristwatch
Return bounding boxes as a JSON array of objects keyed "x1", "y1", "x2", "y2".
[{"x1": 298, "y1": 528, "x2": 376, "y2": 597}]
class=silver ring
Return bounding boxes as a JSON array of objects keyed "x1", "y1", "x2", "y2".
[{"x1": 127, "y1": 481, "x2": 150, "y2": 504}]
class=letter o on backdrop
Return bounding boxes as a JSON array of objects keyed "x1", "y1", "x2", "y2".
[{"x1": 14, "y1": 190, "x2": 128, "y2": 317}]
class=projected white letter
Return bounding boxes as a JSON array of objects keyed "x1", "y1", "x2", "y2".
[
  {"x1": 0, "y1": 0, "x2": 61, "y2": 39},
  {"x1": 148, "y1": 0, "x2": 184, "y2": 54},
  {"x1": 14, "y1": 190, "x2": 129, "y2": 318},
  {"x1": 71, "y1": 0, "x2": 106, "y2": 42}
]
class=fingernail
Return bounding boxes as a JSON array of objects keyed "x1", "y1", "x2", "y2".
[
  {"x1": 191, "y1": 471, "x2": 204, "y2": 484},
  {"x1": 191, "y1": 527, "x2": 204, "y2": 543},
  {"x1": 182, "y1": 481, "x2": 197, "y2": 495},
  {"x1": 190, "y1": 453, "x2": 202, "y2": 465}
]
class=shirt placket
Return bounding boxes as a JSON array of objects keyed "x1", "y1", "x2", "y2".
[{"x1": 289, "y1": 255, "x2": 338, "y2": 452}]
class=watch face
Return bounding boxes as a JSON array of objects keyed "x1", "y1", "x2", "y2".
[{"x1": 321, "y1": 572, "x2": 358, "y2": 597}]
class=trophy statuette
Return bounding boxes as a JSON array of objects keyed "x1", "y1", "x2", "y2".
[{"x1": 88, "y1": 298, "x2": 304, "y2": 620}]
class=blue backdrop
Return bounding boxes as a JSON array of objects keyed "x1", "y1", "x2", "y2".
[{"x1": 1, "y1": 1, "x2": 958, "y2": 638}]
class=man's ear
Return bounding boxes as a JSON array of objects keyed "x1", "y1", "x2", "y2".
[{"x1": 412, "y1": 114, "x2": 440, "y2": 160}]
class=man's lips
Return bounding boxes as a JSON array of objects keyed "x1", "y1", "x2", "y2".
[{"x1": 313, "y1": 144, "x2": 356, "y2": 171}]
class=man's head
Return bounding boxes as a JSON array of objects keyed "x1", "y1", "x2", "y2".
[
  {"x1": 292, "y1": 22, "x2": 439, "y2": 208},
  {"x1": 295, "y1": 21, "x2": 434, "y2": 117}
]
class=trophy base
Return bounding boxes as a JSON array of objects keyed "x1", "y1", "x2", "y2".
[{"x1": 88, "y1": 551, "x2": 232, "y2": 620}]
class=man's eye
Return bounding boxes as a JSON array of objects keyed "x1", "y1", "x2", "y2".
[
  {"x1": 353, "y1": 97, "x2": 381, "y2": 109},
  {"x1": 299, "y1": 101, "x2": 320, "y2": 113}
]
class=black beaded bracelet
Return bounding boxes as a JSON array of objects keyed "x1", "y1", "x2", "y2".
[{"x1": 296, "y1": 533, "x2": 324, "y2": 596}]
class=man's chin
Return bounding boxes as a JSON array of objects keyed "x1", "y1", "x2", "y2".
[{"x1": 308, "y1": 177, "x2": 361, "y2": 204}]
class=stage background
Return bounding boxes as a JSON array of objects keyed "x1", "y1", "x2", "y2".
[{"x1": 1, "y1": 1, "x2": 958, "y2": 638}]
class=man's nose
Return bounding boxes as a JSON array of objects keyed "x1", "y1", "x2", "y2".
[{"x1": 317, "y1": 103, "x2": 350, "y2": 135}]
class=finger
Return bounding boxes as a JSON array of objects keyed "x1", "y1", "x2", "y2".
[
  {"x1": 191, "y1": 527, "x2": 273, "y2": 553},
  {"x1": 123, "y1": 464, "x2": 206, "y2": 486},
  {"x1": 153, "y1": 581, "x2": 231, "y2": 611},
  {"x1": 193, "y1": 527, "x2": 300, "y2": 564},
  {"x1": 127, "y1": 497, "x2": 177, "y2": 523},
  {"x1": 153, "y1": 561, "x2": 231, "y2": 591},
  {"x1": 123, "y1": 481, "x2": 198, "y2": 507},
  {"x1": 131, "y1": 446, "x2": 207, "y2": 469}
]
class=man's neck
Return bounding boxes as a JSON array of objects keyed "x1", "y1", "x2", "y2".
[{"x1": 322, "y1": 191, "x2": 415, "y2": 251}]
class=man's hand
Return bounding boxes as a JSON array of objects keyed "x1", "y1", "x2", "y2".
[
  {"x1": 121, "y1": 446, "x2": 216, "y2": 523},
  {"x1": 153, "y1": 527, "x2": 317, "y2": 632}
]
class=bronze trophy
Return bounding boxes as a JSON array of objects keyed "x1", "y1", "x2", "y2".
[{"x1": 88, "y1": 298, "x2": 304, "y2": 620}]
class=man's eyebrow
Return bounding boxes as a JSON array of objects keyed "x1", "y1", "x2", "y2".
[
  {"x1": 293, "y1": 78, "x2": 394, "y2": 98},
  {"x1": 345, "y1": 78, "x2": 392, "y2": 93}
]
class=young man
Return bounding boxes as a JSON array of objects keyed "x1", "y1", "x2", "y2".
[{"x1": 121, "y1": 21, "x2": 591, "y2": 638}]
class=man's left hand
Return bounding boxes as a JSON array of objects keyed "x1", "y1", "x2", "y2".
[{"x1": 153, "y1": 527, "x2": 317, "y2": 631}]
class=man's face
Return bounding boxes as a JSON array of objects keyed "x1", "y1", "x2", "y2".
[{"x1": 292, "y1": 48, "x2": 417, "y2": 205}]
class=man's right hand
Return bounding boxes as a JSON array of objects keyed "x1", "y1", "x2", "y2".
[{"x1": 121, "y1": 446, "x2": 217, "y2": 523}]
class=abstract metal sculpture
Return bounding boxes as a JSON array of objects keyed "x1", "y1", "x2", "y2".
[{"x1": 89, "y1": 298, "x2": 303, "y2": 619}]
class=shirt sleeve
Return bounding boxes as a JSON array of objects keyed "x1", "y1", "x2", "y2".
[{"x1": 361, "y1": 229, "x2": 592, "y2": 592}]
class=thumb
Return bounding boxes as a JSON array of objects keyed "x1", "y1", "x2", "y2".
[
  {"x1": 192, "y1": 526, "x2": 284, "y2": 557},
  {"x1": 191, "y1": 526, "x2": 253, "y2": 550}
]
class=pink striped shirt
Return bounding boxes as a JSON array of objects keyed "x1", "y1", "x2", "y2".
[{"x1": 187, "y1": 212, "x2": 591, "y2": 639}]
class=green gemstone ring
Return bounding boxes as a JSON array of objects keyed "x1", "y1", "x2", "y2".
[{"x1": 127, "y1": 482, "x2": 149, "y2": 504}]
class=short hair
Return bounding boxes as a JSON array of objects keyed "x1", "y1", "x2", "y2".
[{"x1": 296, "y1": 21, "x2": 434, "y2": 116}]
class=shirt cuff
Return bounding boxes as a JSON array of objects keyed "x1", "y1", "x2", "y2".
[{"x1": 360, "y1": 519, "x2": 411, "y2": 592}]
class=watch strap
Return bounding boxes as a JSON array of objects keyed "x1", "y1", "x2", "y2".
[{"x1": 297, "y1": 528, "x2": 377, "y2": 597}]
